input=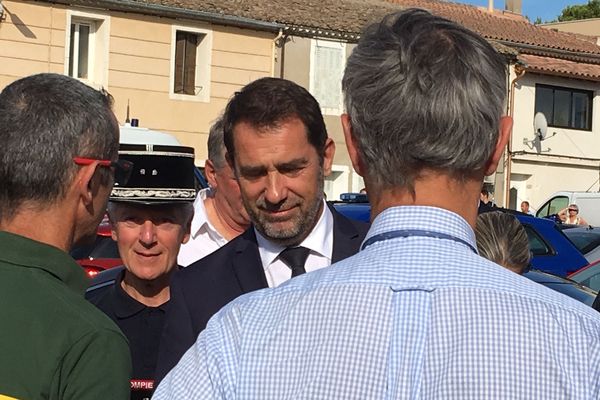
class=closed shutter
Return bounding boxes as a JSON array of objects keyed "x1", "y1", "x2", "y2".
[
  {"x1": 174, "y1": 31, "x2": 186, "y2": 94},
  {"x1": 174, "y1": 31, "x2": 199, "y2": 95},
  {"x1": 313, "y1": 42, "x2": 343, "y2": 111},
  {"x1": 183, "y1": 33, "x2": 197, "y2": 95}
]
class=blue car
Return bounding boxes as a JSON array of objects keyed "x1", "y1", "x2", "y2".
[
  {"x1": 515, "y1": 214, "x2": 588, "y2": 277},
  {"x1": 331, "y1": 199, "x2": 588, "y2": 277}
]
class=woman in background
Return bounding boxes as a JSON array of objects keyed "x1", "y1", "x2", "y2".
[{"x1": 475, "y1": 211, "x2": 531, "y2": 275}]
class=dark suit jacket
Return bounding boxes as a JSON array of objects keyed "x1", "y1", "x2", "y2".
[{"x1": 155, "y1": 206, "x2": 369, "y2": 382}]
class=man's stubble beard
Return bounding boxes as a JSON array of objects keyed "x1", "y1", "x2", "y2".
[{"x1": 244, "y1": 168, "x2": 325, "y2": 247}]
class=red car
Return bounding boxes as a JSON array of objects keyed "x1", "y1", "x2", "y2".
[{"x1": 71, "y1": 214, "x2": 121, "y2": 277}]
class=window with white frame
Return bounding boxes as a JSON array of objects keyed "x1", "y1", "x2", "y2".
[
  {"x1": 69, "y1": 21, "x2": 92, "y2": 79},
  {"x1": 310, "y1": 40, "x2": 346, "y2": 115},
  {"x1": 65, "y1": 11, "x2": 109, "y2": 88},
  {"x1": 170, "y1": 25, "x2": 212, "y2": 102}
]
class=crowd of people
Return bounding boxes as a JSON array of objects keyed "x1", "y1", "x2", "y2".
[{"x1": 2, "y1": 8, "x2": 600, "y2": 400}]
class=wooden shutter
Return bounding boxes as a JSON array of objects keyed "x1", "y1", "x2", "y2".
[
  {"x1": 174, "y1": 31, "x2": 185, "y2": 94},
  {"x1": 174, "y1": 31, "x2": 198, "y2": 95}
]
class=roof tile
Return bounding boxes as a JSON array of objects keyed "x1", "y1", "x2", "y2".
[{"x1": 520, "y1": 53, "x2": 600, "y2": 82}]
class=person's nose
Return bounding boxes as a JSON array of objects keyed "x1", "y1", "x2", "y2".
[
  {"x1": 264, "y1": 171, "x2": 288, "y2": 206},
  {"x1": 139, "y1": 220, "x2": 157, "y2": 247}
]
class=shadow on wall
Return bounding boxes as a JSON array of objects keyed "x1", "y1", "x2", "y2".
[{"x1": 4, "y1": 6, "x2": 37, "y2": 39}]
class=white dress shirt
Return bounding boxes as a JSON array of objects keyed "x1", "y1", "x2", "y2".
[
  {"x1": 177, "y1": 188, "x2": 229, "y2": 267},
  {"x1": 256, "y1": 200, "x2": 333, "y2": 287}
]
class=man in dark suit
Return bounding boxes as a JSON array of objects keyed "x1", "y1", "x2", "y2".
[{"x1": 155, "y1": 77, "x2": 369, "y2": 383}]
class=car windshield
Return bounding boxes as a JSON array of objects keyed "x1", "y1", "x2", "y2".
[{"x1": 562, "y1": 229, "x2": 600, "y2": 254}]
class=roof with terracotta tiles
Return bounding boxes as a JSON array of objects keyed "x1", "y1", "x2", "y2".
[
  {"x1": 49, "y1": 0, "x2": 600, "y2": 80},
  {"x1": 61, "y1": 0, "x2": 600, "y2": 56},
  {"x1": 386, "y1": 0, "x2": 600, "y2": 56},
  {"x1": 519, "y1": 53, "x2": 600, "y2": 81}
]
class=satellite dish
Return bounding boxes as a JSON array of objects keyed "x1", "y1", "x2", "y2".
[{"x1": 534, "y1": 112, "x2": 548, "y2": 141}]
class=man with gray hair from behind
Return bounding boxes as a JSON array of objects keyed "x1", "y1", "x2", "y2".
[
  {"x1": 0, "y1": 73, "x2": 131, "y2": 399},
  {"x1": 153, "y1": 9, "x2": 600, "y2": 399}
]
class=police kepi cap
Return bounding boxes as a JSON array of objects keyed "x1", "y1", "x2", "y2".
[{"x1": 110, "y1": 143, "x2": 197, "y2": 204}]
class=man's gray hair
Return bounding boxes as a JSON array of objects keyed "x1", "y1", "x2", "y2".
[
  {"x1": 0, "y1": 73, "x2": 118, "y2": 221},
  {"x1": 343, "y1": 9, "x2": 507, "y2": 192},
  {"x1": 207, "y1": 117, "x2": 227, "y2": 170}
]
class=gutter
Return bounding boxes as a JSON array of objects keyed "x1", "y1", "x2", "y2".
[
  {"x1": 511, "y1": 151, "x2": 600, "y2": 163},
  {"x1": 496, "y1": 40, "x2": 600, "y2": 64},
  {"x1": 46, "y1": 0, "x2": 284, "y2": 32}
]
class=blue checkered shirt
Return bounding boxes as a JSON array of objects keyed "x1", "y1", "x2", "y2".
[{"x1": 154, "y1": 206, "x2": 600, "y2": 399}]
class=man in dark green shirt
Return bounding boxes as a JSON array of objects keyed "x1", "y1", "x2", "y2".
[{"x1": 0, "y1": 74, "x2": 132, "y2": 399}]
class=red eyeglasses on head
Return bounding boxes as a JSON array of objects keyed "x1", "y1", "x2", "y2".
[{"x1": 73, "y1": 157, "x2": 133, "y2": 186}]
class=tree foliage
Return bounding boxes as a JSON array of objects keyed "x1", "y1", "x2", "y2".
[{"x1": 558, "y1": 0, "x2": 600, "y2": 22}]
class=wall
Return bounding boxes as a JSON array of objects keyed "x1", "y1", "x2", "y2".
[
  {"x1": 508, "y1": 72, "x2": 600, "y2": 208},
  {"x1": 0, "y1": 1, "x2": 65, "y2": 87},
  {"x1": 0, "y1": 0, "x2": 276, "y2": 164},
  {"x1": 275, "y1": 35, "x2": 359, "y2": 199},
  {"x1": 542, "y1": 19, "x2": 600, "y2": 37}
]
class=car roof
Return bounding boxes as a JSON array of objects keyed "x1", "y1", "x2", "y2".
[{"x1": 119, "y1": 126, "x2": 182, "y2": 145}]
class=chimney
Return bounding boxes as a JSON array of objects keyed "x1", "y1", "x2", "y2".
[
  {"x1": 488, "y1": 0, "x2": 493, "y2": 13},
  {"x1": 505, "y1": 0, "x2": 522, "y2": 14}
]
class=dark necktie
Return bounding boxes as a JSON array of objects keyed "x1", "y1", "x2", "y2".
[{"x1": 278, "y1": 246, "x2": 311, "y2": 277}]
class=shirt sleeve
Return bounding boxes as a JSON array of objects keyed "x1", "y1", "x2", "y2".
[
  {"x1": 58, "y1": 328, "x2": 131, "y2": 400},
  {"x1": 153, "y1": 305, "x2": 242, "y2": 400}
]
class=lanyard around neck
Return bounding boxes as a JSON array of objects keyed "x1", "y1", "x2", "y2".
[{"x1": 361, "y1": 229, "x2": 478, "y2": 254}]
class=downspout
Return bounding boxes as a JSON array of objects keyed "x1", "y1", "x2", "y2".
[
  {"x1": 504, "y1": 61, "x2": 527, "y2": 207},
  {"x1": 273, "y1": 29, "x2": 288, "y2": 79}
]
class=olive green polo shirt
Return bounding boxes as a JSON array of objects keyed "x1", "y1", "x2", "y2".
[{"x1": 0, "y1": 231, "x2": 131, "y2": 400}]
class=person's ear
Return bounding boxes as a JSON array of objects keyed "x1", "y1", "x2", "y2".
[
  {"x1": 485, "y1": 116, "x2": 512, "y2": 176},
  {"x1": 75, "y1": 162, "x2": 100, "y2": 206},
  {"x1": 322, "y1": 138, "x2": 336, "y2": 177},
  {"x1": 205, "y1": 159, "x2": 218, "y2": 189},
  {"x1": 341, "y1": 114, "x2": 365, "y2": 177}
]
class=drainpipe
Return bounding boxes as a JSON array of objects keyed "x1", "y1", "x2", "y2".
[
  {"x1": 273, "y1": 29, "x2": 288, "y2": 79},
  {"x1": 504, "y1": 61, "x2": 527, "y2": 207}
]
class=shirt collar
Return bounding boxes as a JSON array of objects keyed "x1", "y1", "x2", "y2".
[
  {"x1": 190, "y1": 187, "x2": 213, "y2": 238},
  {"x1": 365, "y1": 206, "x2": 477, "y2": 252},
  {"x1": 0, "y1": 231, "x2": 88, "y2": 295},
  {"x1": 256, "y1": 200, "x2": 333, "y2": 268},
  {"x1": 113, "y1": 269, "x2": 169, "y2": 318}
]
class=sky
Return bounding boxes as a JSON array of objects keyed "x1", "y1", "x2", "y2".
[{"x1": 457, "y1": 0, "x2": 590, "y2": 23}]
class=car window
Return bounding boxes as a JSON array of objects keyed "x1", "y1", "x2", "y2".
[
  {"x1": 562, "y1": 230, "x2": 600, "y2": 254},
  {"x1": 523, "y1": 225, "x2": 552, "y2": 256},
  {"x1": 571, "y1": 265, "x2": 600, "y2": 292},
  {"x1": 536, "y1": 196, "x2": 569, "y2": 218}
]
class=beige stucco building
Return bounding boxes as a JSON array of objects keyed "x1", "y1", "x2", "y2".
[
  {"x1": 4, "y1": 0, "x2": 600, "y2": 206},
  {"x1": 0, "y1": 0, "x2": 276, "y2": 162},
  {"x1": 543, "y1": 18, "x2": 600, "y2": 38},
  {"x1": 0, "y1": 0, "x2": 388, "y2": 199}
]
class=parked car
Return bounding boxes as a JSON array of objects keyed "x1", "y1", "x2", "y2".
[
  {"x1": 568, "y1": 260, "x2": 600, "y2": 292},
  {"x1": 524, "y1": 269, "x2": 597, "y2": 307},
  {"x1": 536, "y1": 191, "x2": 600, "y2": 226},
  {"x1": 559, "y1": 225, "x2": 600, "y2": 265},
  {"x1": 70, "y1": 215, "x2": 120, "y2": 277},
  {"x1": 515, "y1": 213, "x2": 588, "y2": 277},
  {"x1": 331, "y1": 198, "x2": 589, "y2": 277}
]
